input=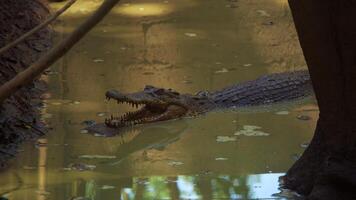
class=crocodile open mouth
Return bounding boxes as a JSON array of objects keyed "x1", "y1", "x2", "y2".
[{"x1": 104, "y1": 89, "x2": 186, "y2": 128}]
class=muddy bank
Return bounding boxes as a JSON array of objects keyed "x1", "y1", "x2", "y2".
[{"x1": 0, "y1": 0, "x2": 52, "y2": 168}]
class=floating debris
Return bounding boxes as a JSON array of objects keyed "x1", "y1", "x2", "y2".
[
  {"x1": 215, "y1": 157, "x2": 228, "y2": 161},
  {"x1": 168, "y1": 161, "x2": 184, "y2": 167},
  {"x1": 101, "y1": 185, "x2": 115, "y2": 190},
  {"x1": 79, "y1": 155, "x2": 117, "y2": 159},
  {"x1": 35, "y1": 190, "x2": 51, "y2": 196},
  {"x1": 182, "y1": 80, "x2": 193, "y2": 84},
  {"x1": 96, "y1": 112, "x2": 107, "y2": 117},
  {"x1": 275, "y1": 111, "x2": 289, "y2": 115},
  {"x1": 23, "y1": 165, "x2": 37, "y2": 170},
  {"x1": 300, "y1": 142, "x2": 310, "y2": 148},
  {"x1": 93, "y1": 58, "x2": 105, "y2": 63},
  {"x1": 184, "y1": 32, "x2": 197, "y2": 37},
  {"x1": 243, "y1": 125, "x2": 262, "y2": 130},
  {"x1": 297, "y1": 115, "x2": 311, "y2": 121},
  {"x1": 257, "y1": 10, "x2": 271, "y2": 17},
  {"x1": 216, "y1": 136, "x2": 237, "y2": 142},
  {"x1": 215, "y1": 68, "x2": 229, "y2": 74},
  {"x1": 50, "y1": 102, "x2": 62, "y2": 106},
  {"x1": 66, "y1": 163, "x2": 96, "y2": 171},
  {"x1": 94, "y1": 133, "x2": 106, "y2": 137},
  {"x1": 234, "y1": 125, "x2": 270, "y2": 136},
  {"x1": 72, "y1": 101, "x2": 81, "y2": 105},
  {"x1": 243, "y1": 63, "x2": 252, "y2": 67}
]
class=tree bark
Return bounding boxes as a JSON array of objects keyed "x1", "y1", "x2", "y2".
[
  {"x1": 0, "y1": 0, "x2": 121, "y2": 103},
  {"x1": 0, "y1": 0, "x2": 76, "y2": 55},
  {"x1": 284, "y1": 1, "x2": 356, "y2": 199}
]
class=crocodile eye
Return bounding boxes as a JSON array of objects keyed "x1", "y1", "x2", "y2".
[
  {"x1": 167, "y1": 88, "x2": 179, "y2": 96},
  {"x1": 154, "y1": 89, "x2": 165, "y2": 95}
]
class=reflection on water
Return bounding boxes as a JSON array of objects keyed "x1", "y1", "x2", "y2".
[
  {"x1": 116, "y1": 3, "x2": 173, "y2": 17},
  {"x1": 1, "y1": 0, "x2": 317, "y2": 199},
  {"x1": 119, "y1": 173, "x2": 285, "y2": 200}
]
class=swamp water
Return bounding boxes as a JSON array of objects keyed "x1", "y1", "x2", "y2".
[{"x1": 0, "y1": 0, "x2": 317, "y2": 199}]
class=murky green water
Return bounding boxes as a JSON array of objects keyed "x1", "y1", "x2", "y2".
[{"x1": 0, "y1": 0, "x2": 318, "y2": 199}]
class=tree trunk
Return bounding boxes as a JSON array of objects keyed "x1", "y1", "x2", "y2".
[{"x1": 284, "y1": 1, "x2": 356, "y2": 199}]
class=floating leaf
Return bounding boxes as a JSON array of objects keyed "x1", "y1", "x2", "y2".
[
  {"x1": 184, "y1": 32, "x2": 197, "y2": 37},
  {"x1": 96, "y1": 112, "x2": 107, "y2": 117},
  {"x1": 79, "y1": 155, "x2": 116, "y2": 159},
  {"x1": 68, "y1": 163, "x2": 96, "y2": 171},
  {"x1": 243, "y1": 125, "x2": 262, "y2": 130},
  {"x1": 215, "y1": 68, "x2": 229, "y2": 74},
  {"x1": 168, "y1": 161, "x2": 184, "y2": 166},
  {"x1": 300, "y1": 142, "x2": 310, "y2": 148},
  {"x1": 275, "y1": 111, "x2": 289, "y2": 115},
  {"x1": 93, "y1": 58, "x2": 104, "y2": 63},
  {"x1": 234, "y1": 125, "x2": 270, "y2": 136},
  {"x1": 215, "y1": 157, "x2": 228, "y2": 161},
  {"x1": 23, "y1": 166, "x2": 37, "y2": 170},
  {"x1": 216, "y1": 136, "x2": 237, "y2": 142},
  {"x1": 72, "y1": 101, "x2": 81, "y2": 105},
  {"x1": 101, "y1": 185, "x2": 115, "y2": 190},
  {"x1": 256, "y1": 10, "x2": 271, "y2": 17},
  {"x1": 50, "y1": 102, "x2": 62, "y2": 106},
  {"x1": 182, "y1": 80, "x2": 193, "y2": 84}
]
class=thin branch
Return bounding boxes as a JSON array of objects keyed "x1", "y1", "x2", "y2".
[
  {"x1": 0, "y1": 0, "x2": 122, "y2": 103},
  {"x1": 0, "y1": 0, "x2": 77, "y2": 55}
]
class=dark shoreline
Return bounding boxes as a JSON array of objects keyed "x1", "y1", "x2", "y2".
[{"x1": 0, "y1": 0, "x2": 52, "y2": 168}]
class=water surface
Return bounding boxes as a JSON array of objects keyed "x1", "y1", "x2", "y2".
[{"x1": 0, "y1": 0, "x2": 317, "y2": 199}]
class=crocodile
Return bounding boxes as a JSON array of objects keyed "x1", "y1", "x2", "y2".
[{"x1": 103, "y1": 70, "x2": 313, "y2": 129}]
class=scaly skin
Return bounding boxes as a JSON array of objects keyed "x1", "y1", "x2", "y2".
[{"x1": 105, "y1": 70, "x2": 313, "y2": 128}]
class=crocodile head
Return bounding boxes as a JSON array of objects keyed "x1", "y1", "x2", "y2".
[{"x1": 104, "y1": 85, "x2": 213, "y2": 128}]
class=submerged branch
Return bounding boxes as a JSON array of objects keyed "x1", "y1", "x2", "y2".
[
  {"x1": 0, "y1": 0, "x2": 77, "y2": 55},
  {"x1": 0, "y1": 0, "x2": 122, "y2": 103}
]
